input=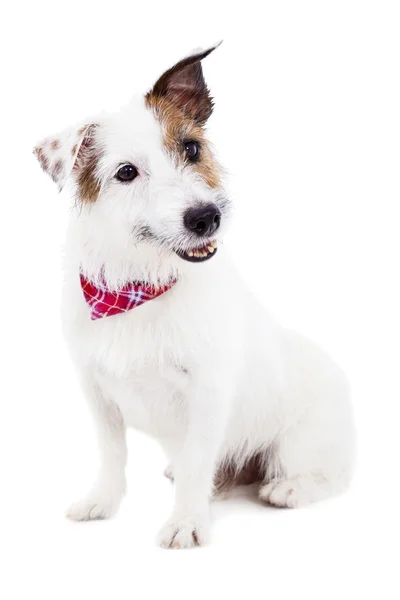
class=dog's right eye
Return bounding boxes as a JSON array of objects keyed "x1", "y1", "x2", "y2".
[{"x1": 115, "y1": 164, "x2": 138, "y2": 182}]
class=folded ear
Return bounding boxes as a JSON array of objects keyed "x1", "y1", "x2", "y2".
[
  {"x1": 33, "y1": 123, "x2": 96, "y2": 192},
  {"x1": 146, "y1": 41, "x2": 222, "y2": 126}
]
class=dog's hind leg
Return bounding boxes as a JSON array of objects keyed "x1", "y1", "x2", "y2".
[
  {"x1": 259, "y1": 472, "x2": 341, "y2": 507},
  {"x1": 66, "y1": 373, "x2": 127, "y2": 521},
  {"x1": 260, "y1": 334, "x2": 355, "y2": 509},
  {"x1": 259, "y1": 400, "x2": 354, "y2": 508}
]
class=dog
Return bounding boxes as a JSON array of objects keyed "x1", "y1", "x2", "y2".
[{"x1": 34, "y1": 42, "x2": 355, "y2": 549}]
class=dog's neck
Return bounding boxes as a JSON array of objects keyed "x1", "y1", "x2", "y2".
[{"x1": 66, "y1": 210, "x2": 184, "y2": 290}]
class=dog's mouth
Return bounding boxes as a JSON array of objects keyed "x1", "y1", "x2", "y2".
[{"x1": 174, "y1": 240, "x2": 218, "y2": 263}]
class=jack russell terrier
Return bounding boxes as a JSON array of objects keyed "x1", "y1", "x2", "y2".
[{"x1": 34, "y1": 42, "x2": 355, "y2": 549}]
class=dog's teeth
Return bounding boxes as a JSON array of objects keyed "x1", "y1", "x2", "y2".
[{"x1": 185, "y1": 243, "x2": 216, "y2": 259}]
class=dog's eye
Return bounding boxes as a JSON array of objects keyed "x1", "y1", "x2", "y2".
[
  {"x1": 115, "y1": 164, "x2": 138, "y2": 182},
  {"x1": 184, "y1": 141, "x2": 200, "y2": 161}
]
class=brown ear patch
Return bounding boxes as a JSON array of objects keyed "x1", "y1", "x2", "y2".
[
  {"x1": 77, "y1": 152, "x2": 101, "y2": 203},
  {"x1": 146, "y1": 46, "x2": 218, "y2": 125},
  {"x1": 34, "y1": 123, "x2": 101, "y2": 201},
  {"x1": 51, "y1": 159, "x2": 64, "y2": 182},
  {"x1": 75, "y1": 126, "x2": 102, "y2": 203},
  {"x1": 34, "y1": 146, "x2": 50, "y2": 174},
  {"x1": 146, "y1": 45, "x2": 223, "y2": 189},
  {"x1": 50, "y1": 139, "x2": 60, "y2": 151}
]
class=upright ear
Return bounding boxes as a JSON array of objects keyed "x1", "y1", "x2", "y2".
[
  {"x1": 33, "y1": 123, "x2": 97, "y2": 192},
  {"x1": 146, "y1": 42, "x2": 222, "y2": 126}
]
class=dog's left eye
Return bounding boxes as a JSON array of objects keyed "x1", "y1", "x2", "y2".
[
  {"x1": 115, "y1": 164, "x2": 138, "y2": 182},
  {"x1": 184, "y1": 141, "x2": 200, "y2": 161}
]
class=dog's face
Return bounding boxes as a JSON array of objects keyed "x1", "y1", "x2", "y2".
[{"x1": 34, "y1": 44, "x2": 231, "y2": 271}]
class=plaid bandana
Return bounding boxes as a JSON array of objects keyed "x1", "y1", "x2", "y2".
[{"x1": 80, "y1": 273, "x2": 177, "y2": 320}]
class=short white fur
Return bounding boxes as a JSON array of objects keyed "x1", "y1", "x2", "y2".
[{"x1": 34, "y1": 45, "x2": 355, "y2": 549}]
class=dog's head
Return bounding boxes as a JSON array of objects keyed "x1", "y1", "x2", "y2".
[{"x1": 34, "y1": 43, "x2": 231, "y2": 279}]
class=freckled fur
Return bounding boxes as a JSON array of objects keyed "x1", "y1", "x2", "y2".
[
  {"x1": 34, "y1": 146, "x2": 50, "y2": 174},
  {"x1": 53, "y1": 158, "x2": 64, "y2": 176}
]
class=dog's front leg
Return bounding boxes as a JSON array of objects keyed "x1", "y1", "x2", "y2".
[
  {"x1": 157, "y1": 382, "x2": 230, "y2": 549},
  {"x1": 67, "y1": 373, "x2": 127, "y2": 521}
]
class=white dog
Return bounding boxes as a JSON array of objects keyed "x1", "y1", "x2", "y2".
[{"x1": 34, "y1": 43, "x2": 355, "y2": 549}]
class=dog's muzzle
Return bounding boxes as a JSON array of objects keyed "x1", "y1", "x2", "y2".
[
  {"x1": 184, "y1": 204, "x2": 221, "y2": 237},
  {"x1": 174, "y1": 204, "x2": 220, "y2": 263}
]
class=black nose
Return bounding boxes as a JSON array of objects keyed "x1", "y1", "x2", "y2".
[{"x1": 184, "y1": 204, "x2": 221, "y2": 237}]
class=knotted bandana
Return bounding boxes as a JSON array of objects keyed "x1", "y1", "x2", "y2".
[{"x1": 80, "y1": 273, "x2": 176, "y2": 320}]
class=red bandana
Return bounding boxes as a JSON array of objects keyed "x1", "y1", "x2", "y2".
[{"x1": 80, "y1": 273, "x2": 176, "y2": 320}]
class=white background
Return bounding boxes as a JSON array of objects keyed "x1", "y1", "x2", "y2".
[{"x1": 1, "y1": 1, "x2": 399, "y2": 598}]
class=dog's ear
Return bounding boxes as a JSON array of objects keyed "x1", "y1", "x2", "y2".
[
  {"x1": 33, "y1": 124, "x2": 97, "y2": 192},
  {"x1": 146, "y1": 42, "x2": 222, "y2": 126}
]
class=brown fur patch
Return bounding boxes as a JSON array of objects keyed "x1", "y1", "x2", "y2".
[
  {"x1": 145, "y1": 95, "x2": 222, "y2": 189},
  {"x1": 50, "y1": 139, "x2": 60, "y2": 151},
  {"x1": 53, "y1": 158, "x2": 64, "y2": 176},
  {"x1": 34, "y1": 146, "x2": 50, "y2": 174},
  {"x1": 49, "y1": 158, "x2": 64, "y2": 183},
  {"x1": 74, "y1": 125, "x2": 101, "y2": 203},
  {"x1": 77, "y1": 151, "x2": 101, "y2": 203},
  {"x1": 147, "y1": 50, "x2": 215, "y2": 125},
  {"x1": 214, "y1": 452, "x2": 267, "y2": 498},
  {"x1": 71, "y1": 143, "x2": 77, "y2": 156}
]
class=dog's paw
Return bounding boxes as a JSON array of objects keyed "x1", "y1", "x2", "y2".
[
  {"x1": 259, "y1": 478, "x2": 305, "y2": 508},
  {"x1": 66, "y1": 491, "x2": 122, "y2": 521},
  {"x1": 157, "y1": 514, "x2": 210, "y2": 549}
]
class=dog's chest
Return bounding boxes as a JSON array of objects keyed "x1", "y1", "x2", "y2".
[
  {"x1": 96, "y1": 361, "x2": 189, "y2": 437},
  {"x1": 65, "y1": 288, "x2": 192, "y2": 435}
]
